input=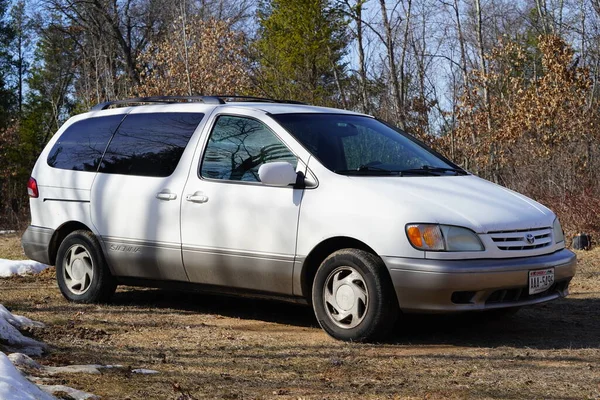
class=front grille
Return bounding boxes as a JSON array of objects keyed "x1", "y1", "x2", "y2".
[
  {"x1": 485, "y1": 279, "x2": 570, "y2": 305},
  {"x1": 489, "y1": 227, "x2": 553, "y2": 251}
]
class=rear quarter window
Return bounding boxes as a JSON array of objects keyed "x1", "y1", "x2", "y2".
[
  {"x1": 99, "y1": 112, "x2": 204, "y2": 177},
  {"x1": 47, "y1": 115, "x2": 124, "y2": 171}
]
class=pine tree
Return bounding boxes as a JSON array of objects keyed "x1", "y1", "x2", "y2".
[
  {"x1": 9, "y1": 0, "x2": 32, "y2": 115},
  {"x1": 0, "y1": 0, "x2": 15, "y2": 128},
  {"x1": 255, "y1": 0, "x2": 349, "y2": 105}
]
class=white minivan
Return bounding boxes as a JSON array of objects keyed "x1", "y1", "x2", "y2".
[{"x1": 22, "y1": 96, "x2": 576, "y2": 342}]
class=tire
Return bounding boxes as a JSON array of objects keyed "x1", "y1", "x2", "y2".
[
  {"x1": 312, "y1": 249, "x2": 399, "y2": 342},
  {"x1": 55, "y1": 230, "x2": 117, "y2": 303}
]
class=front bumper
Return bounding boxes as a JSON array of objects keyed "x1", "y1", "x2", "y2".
[
  {"x1": 21, "y1": 225, "x2": 54, "y2": 265},
  {"x1": 383, "y1": 249, "x2": 576, "y2": 313}
]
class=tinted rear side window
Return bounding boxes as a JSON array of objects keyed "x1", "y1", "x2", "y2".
[
  {"x1": 99, "y1": 113, "x2": 204, "y2": 177},
  {"x1": 47, "y1": 115, "x2": 124, "y2": 171}
]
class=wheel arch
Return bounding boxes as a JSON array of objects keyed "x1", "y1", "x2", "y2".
[
  {"x1": 299, "y1": 236, "x2": 392, "y2": 302},
  {"x1": 48, "y1": 221, "x2": 94, "y2": 265}
]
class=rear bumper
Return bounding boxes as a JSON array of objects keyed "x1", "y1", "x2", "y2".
[
  {"x1": 21, "y1": 225, "x2": 54, "y2": 265},
  {"x1": 383, "y1": 249, "x2": 576, "y2": 313}
]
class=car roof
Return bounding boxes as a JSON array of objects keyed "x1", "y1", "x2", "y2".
[
  {"x1": 223, "y1": 102, "x2": 365, "y2": 115},
  {"x1": 86, "y1": 97, "x2": 369, "y2": 117}
]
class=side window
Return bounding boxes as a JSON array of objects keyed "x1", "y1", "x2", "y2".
[
  {"x1": 200, "y1": 116, "x2": 297, "y2": 182},
  {"x1": 47, "y1": 115, "x2": 123, "y2": 171},
  {"x1": 99, "y1": 112, "x2": 204, "y2": 177}
]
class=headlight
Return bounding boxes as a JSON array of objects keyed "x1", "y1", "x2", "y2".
[
  {"x1": 553, "y1": 218, "x2": 565, "y2": 243},
  {"x1": 406, "y1": 224, "x2": 484, "y2": 251}
]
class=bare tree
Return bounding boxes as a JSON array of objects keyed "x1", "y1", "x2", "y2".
[{"x1": 378, "y1": 0, "x2": 405, "y2": 127}]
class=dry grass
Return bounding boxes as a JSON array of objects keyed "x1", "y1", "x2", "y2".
[
  {"x1": 1, "y1": 234, "x2": 599, "y2": 400},
  {"x1": 0, "y1": 232, "x2": 26, "y2": 260}
]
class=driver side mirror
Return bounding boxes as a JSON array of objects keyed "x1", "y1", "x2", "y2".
[{"x1": 258, "y1": 162, "x2": 298, "y2": 187}]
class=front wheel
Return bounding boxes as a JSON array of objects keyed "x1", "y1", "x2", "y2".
[
  {"x1": 312, "y1": 249, "x2": 399, "y2": 342},
  {"x1": 56, "y1": 230, "x2": 117, "y2": 303}
]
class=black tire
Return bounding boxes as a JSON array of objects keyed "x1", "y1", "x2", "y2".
[
  {"x1": 312, "y1": 249, "x2": 399, "y2": 342},
  {"x1": 55, "y1": 230, "x2": 117, "y2": 303}
]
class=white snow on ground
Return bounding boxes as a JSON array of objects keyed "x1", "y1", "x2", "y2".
[
  {"x1": 131, "y1": 368, "x2": 159, "y2": 374},
  {"x1": 0, "y1": 353, "x2": 55, "y2": 400},
  {"x1": 10, "y1": 353, "x2": 124, "y2": 375},
  {"x1": 38, "y1": 385, "x2": 100, "y2": 400},
  {"x1": 0, "y1": 259, "x2": 49, "y2": 278},
  {"x1": 0, "y1": 305, "x2": 45, "y2": 330},
  {"x1": 0, "y1": 230, "x2": 16, "y2": 235},
  {"x1": 0, "y1": 305, "x2": 46, "y2": 356},
  {"x1": 1, "y1": 305, "x2": 158, "y2": 399}
]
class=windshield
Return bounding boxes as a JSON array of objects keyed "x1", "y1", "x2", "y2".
[{"x1": 272, "y1": 113, "x2": 464, "y2": 176}]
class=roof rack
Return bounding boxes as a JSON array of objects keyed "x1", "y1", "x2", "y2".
[
  {"x1": 91, "y1": 95, "x2": 306, "y2": 111},
  {"x1": 91, "y1": 96, "x2": 225, "y2": 111},
  {"x1": 213, "y1": 95, "x2": 307, "y2": 105}
]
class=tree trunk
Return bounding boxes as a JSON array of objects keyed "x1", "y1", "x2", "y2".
[
  {"x1": 535, "y1": 0, "x2": 550, "y2": 35},
  {"x1": 180, "y1": 0, "x2": 193, "y2": 96},
  {"x1": 399, "y1": 0, "x2": 412, "y2": 129},
  {"x1": 378, "y1": 0, "x2": 404, "y2": 128},
  {"x1": 474, "y1": 0, "x2": 491, "y2": 133},
  {"x1": 454, "y1": 0, "x2": 469, "y2": 92},
  {"x1": 355, "y1": 1, "x2": 369, "y2": 113}
]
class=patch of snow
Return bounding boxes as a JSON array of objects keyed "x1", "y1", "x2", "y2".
[
  {"x1": 10, "y1": 353, "x2": 158, "y2": 377},
  {"x1": 10, "y1": 353, "x2": 127, "y2": 375},
  {"x1": 46, "y1": 364, "x2": 105, "y2": 375},
  {"x1": 38, "y1": 385, "x2": 99, "y2": 400},
  {"x1": 8, "y1": 353, "x2": 42, "y2": 370},
  {"x1": 0, "y1": 306, "x2": 46, "y2": 356},
  {"x1": 0, "y1": 259, "x2": 49, "y2": 278},
  {"x1": 1, "y1": 310, "x2": 103, "y2": 400},
  {"x1": 0, "y1": 305, "x2": 45, "y2": 329},
  {"x1": 0, "y1": 353, "x2": 55, "y2": 400},
  {"x1": 131, "y1": 368, "x2": 159, "y2": 374},
  {"x1": 0, "y1": 230, "x2": 16, "y2": 235}
]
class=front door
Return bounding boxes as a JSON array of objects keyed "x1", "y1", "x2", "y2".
[{"x1": 180, "y1": 113, "x2": 303, "y2": 294}]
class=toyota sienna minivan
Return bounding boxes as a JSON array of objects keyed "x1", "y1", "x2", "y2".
[{"x1": 22, "y1": 96, "x2": 576, "y2": 341}]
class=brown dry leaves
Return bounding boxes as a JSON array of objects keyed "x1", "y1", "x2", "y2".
[
  {"x1": 450, "y1": 35, "x2": 598, "y2": 170},
  {"x1": 136, "y1": 18, "x2": 251, "y2": 97},
  {"x1": 440, "y1": 35, "x2": 600, "y2": 234}
]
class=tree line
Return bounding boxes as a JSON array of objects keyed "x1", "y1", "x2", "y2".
[{"x1": 0, "y1": 0, "x2": 598, "y2": 237}]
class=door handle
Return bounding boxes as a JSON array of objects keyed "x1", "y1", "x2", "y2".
[
  {"x1": 186, "y1": 192, "x2": 209, "y2": 203},
  {"x1": 156, "y1": 190, "x2": 177, "y2": 201}
]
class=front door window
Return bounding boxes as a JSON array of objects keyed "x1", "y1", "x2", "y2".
[{"x1": 200, "y1": 115, "x2": 297, "y2": 182}]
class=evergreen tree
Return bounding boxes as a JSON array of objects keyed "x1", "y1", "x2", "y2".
[
  {"x1": 255, "y1": 0, "x2": 349, "y2": 105},
  {"x1": 0, "y1": 0, "x2": 15, "y2": 128},
  {"x1": 9, "y1": 0, "x2": 32, "y2": 115},
  {"x1": 19, "y1": 21, "x2": 78, "y2": 169}
]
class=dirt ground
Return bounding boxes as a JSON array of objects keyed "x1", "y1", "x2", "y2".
[{"x1": 1, "y1": 233, "x2": 599, "y2": 400}]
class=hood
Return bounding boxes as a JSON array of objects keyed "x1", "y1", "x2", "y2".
[{"x1": 350, "y1": 174, "x2": 555, "y2": 233}]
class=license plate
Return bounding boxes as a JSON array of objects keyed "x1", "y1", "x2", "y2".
[{"x1": 529, "y1": 268, "x2": 555, "y2": 295}]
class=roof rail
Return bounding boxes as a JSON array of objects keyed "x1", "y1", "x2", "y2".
[
  {"x1": 91, "y1": 96, "x2": 225, "y2": 111},
  {"x1": 91, "y1": 95, "x2": 307, "y2": 111},
  {"x1": 213, "y1": 95, "x2": 307, "y2": 105}
]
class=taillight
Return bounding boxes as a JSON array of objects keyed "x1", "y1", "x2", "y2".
[{"x1": 27, "y1": 177, "x2": 39, "y2": 198}]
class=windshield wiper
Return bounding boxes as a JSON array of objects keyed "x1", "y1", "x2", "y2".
[
  {"x1": 335, "y1": 165, "x2": 467, "y2": 177},
  {"x1": 335, "y1": 164, "x2": 403, "y2": 176},
  {"x1": 357, "y1": 164, "x2": 390, "y2": 172},
  {"x1": 400, "y1": 165, "x2": 468, "y2": 176},
  {"x1": 334, "y1": 168, "x2": 400, "y2": 176}
]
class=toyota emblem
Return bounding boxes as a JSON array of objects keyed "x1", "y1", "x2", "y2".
[{"x1": 525, "y1": 233, "x2": 535, "y2": 244}]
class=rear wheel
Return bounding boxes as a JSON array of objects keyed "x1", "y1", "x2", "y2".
[
  {"x1": 56, "y1": 230, "x2": 117, "y2": 303},
  {"x1": 312, "y1": 249, "x2": 399, "y2": 342}
]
